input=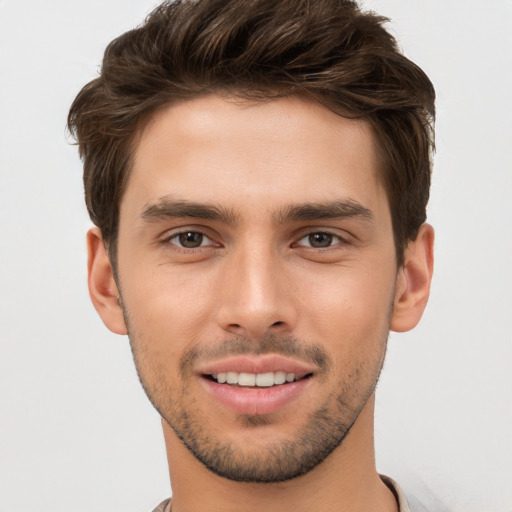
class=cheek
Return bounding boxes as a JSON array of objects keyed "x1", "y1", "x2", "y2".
[
  {"x1": 296, "y1": 264, "x2": 395, "y2": 355},
  {"x1": 120, "y1": 263, "x2": 221, "y2": 350},
  {"x1": 120, "y1": 271, "x2": 210, "y2": 397}
]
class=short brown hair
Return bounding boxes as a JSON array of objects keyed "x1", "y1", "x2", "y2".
[{"x1": 68, "y1": 0, "x2": 435, "y2": 267}]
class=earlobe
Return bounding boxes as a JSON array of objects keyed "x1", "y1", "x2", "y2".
[
  {"x1": 390, "y1": 223, "x2": 434, "y2": 333},
  {"x1": 87, "y1": 227, "x2": 128, "y2": 335}
]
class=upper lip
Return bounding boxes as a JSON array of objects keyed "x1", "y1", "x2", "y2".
[{"x1": 196, "y1": 354, "x2": 316, "y2": 379}]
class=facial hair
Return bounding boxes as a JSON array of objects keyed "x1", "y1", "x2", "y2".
[{"x1": 123, "y1": 320, "x2": 389, "y2": 483}]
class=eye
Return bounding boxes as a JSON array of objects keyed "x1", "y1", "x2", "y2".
[
  {"x1": 296, "y1": 232, "x2": 343, "y2": 248},
  {"x1": 167, "y1": 231, "x2": 213, "y2": 249}
]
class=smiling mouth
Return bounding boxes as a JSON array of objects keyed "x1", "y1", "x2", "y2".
[{"x1": 205, "y1": 371, "x2": 313, "y2": 387}]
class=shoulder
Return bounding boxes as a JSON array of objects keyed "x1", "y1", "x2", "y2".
[
  {"x1": 151, "y1": 498, "x2": 172, "y2": 512},
  {"x1": 380, "y1": 474, "x2": 412, "y2": 512}
]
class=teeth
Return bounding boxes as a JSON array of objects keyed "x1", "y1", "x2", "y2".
[
  {"x1": 211, "y1": 371, "x2": 298, "y2": 387},
  {"x1": 226, "y1": 372, "x2": 238, "y2": 384},
  {"x1": 274, "y1": 371, "x2": 286, "y2": 385},
  {"x1": 238, "y1": 372, "x2": 256, "y2": 386},
  {"x1": 255, "y1": 372, "x2": 274, "y2": 387}
]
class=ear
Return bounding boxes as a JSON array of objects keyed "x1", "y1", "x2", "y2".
[
  {"x1": 390, "y1": 223, "x2": 434, "y2": 332},
  {"x1": 87, "y1": 227, "x2": 127, "y2": 335}
]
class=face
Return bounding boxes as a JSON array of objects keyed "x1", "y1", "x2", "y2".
[{"x1": 115, "y1": 95, "x2": 401, "y2": 482}]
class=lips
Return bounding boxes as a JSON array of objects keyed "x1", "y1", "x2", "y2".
[{"x1": 197, "y1": 355, "x2": 315, "y2": 415}]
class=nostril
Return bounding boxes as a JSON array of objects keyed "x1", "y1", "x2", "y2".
[{"x1": 271, "y1": 321, "x2": 284, "y2": 327}]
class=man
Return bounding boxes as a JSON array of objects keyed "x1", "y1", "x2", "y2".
[{"x1": 68, "y1": 0, "x2": 435, "y2": 510}]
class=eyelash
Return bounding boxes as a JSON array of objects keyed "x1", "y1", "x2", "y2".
[
  {"x1": 162, "y1": 230, "x2": 217, "y2": 251},
  {"x1": 294, "y1": 231, "x2": 347, "y2": 249}
]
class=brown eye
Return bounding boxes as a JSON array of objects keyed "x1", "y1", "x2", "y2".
[
  {"x1": 296, "y1": 232, "x2": 343, "y2": 248},
  {"x1": 168, "y1": 231, "x2": 211, "y2": 249},
  {"x1": 308, "y1": 233, "x2": 333, "y2": 248},
  {"x1": 179, "y1": 232, "x2": 203, "y2": 248}
]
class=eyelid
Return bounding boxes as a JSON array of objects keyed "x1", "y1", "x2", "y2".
[
  {"x1": 159, "y1": 227, "x2": 219, "y2": 248},
  {"x1": 170, "y1": 232, "x2": 213, "y2": 247},
  {"x1": 293, "y1": 230, "x2": 349, "y2": 248}
]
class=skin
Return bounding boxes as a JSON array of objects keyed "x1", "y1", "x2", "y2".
[{"x1": 88, "y1": 95, "x2": 434, "y2": 512}]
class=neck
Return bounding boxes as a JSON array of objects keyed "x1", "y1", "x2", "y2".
[{"x1": 162, "y1": 395, "x2": 398, "y2": 512}]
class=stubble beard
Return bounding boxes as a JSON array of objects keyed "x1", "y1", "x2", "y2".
[
  {"x1": 125, "y1": 327, "x2": 389, "y2": 484},
  {"x1": 165, "y1": 370, "x2": 381, "y2": 483}
]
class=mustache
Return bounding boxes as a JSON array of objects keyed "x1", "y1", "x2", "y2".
[{"x1": 180, "y1": 334, "x2": 331, "y2": 376}]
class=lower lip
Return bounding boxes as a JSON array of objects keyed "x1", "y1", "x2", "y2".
[{"x1": 201, "y1": 377, "x2": 311, "y2": 415}]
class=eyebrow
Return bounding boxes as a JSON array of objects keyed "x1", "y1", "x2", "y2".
[
  {"x1": 274, "y1": 200, "x2": 374, "y2": 223},
  {"x1": 140, "y1": 198, "x2": 374, "y2": 225},
  {"x1": 141, "y1": 199, "x2": 238, "y2": 224}
]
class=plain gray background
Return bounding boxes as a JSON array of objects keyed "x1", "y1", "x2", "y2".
[{"x1": 1, "y1": 1, "x2": 511, "y2": 511}]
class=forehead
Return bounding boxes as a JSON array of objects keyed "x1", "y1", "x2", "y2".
[{"x1": 123, "y1": 94, "x2": 386, "y2": 220}]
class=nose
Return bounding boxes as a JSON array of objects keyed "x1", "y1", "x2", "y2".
[{"x1": 216, "y1": 242, "x2": 297, "y2": 340}]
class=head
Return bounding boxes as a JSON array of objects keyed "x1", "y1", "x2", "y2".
[
  {"x1": 70, "y1": 0, "x2": 435, "y2": 484},
  {"x1": 68, "y1": 0, "x2": 435, "y2": 271}
]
